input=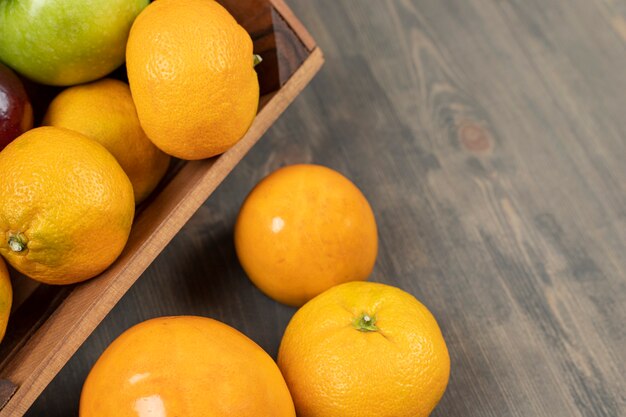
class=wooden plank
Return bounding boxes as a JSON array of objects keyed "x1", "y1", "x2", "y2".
[
  {"x1": 0, "y1": 1, "x2": 323, "y2": 415},
  {"x1": 8, "y1": 274, "x2": 38, "y2": 313},
  {"x1": 0, "y1": 381, "x2": 16, "y2": 410},
  {"x1": 271, "y1": 0, "x2": 317, "y2": 51},
  {"x1": 280, "y1": 1, "x2": 624, "y2": 416},
  {"x1": 220, "y1": 0, "x2": 311, "y2": 95},
  {"x1": 1, "y1": 0, "x2": 306, "y2": 366},
  {"x1": 24, "y1": 0, "x2": 626, "y2": 416},
  {"x1": 0, "y1": 48, "x2": 321, "y2": 417}
]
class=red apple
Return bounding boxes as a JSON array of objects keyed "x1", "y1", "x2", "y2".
[{"x1": 0, "y1": 61, "x2": 33, "y2": 151}]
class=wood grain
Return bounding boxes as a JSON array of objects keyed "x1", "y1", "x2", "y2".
[
  {"x1": 23, "y1": 0, "x2": 626, "y2": 416},
  {"x1": 0, "y1": 381, "x2": 15, "y2": 411},
  {"x1": 219, "y1": 0, "x2": 311, "y2": 95}
]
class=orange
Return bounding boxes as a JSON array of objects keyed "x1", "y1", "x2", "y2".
[
  {"x1": 278, "y1": 281, "x2": 450, "y2": 417},
  {"x1": 43, "y1": 78, "x2": 171, "y2": 204},
  {"x1": 126, "y1": 0, "x2": 259, "y2": 160},
  {"x1": 80, "y1": 316, "x2": 296, "y2": 417},
  {"x1": 0, "y1": 127, "x2": 134, "y2": 284},
  {"x1": 235, "y1": 164, "x2": 378, "y2": 307},
  {"x1": 0, "y1": 257, "x2": 11, "y2": 343}
]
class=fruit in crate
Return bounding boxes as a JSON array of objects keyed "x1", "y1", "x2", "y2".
[
  {"x1": 0, "y1": 61, "x2": 33, "y2": 151},
  {"x1": 0, "y1": 0, "x2": 148, "y2": 86},
  {"x1": 0, "y1": 257, "x2": 12, "y2": 343},
  {"x1": 44, "y1": 79, "x2": 171, "y2": 204},
  {"x1": 278, "y1": 281, "x2": 450, "y2": 417},
  {"x1": 126, "y1": 0, "x2": 260, "y2": 160},
  {"x1": 0, "y1": 127, "x2": 134, "y2": 285},
  {"x1": 235, "y1": 164, "x2": 378, "y2": 306},
  {"x1": 80, "y1": 316, "x2": 296, "y2": 417}
]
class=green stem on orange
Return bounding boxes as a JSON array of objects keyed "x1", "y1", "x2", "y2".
[
  {"x1": 353, "y1": 313, "x2": 379, "y2": 332},
  {"x1": 253, "y1": 54, "x2": 263, "y2": 67},
  {"x1": 8, "y1": 233, "x2": 26, "y2": 252}
]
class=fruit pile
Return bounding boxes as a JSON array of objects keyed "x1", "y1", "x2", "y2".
[
  {"x1": 0, "y1": 1, "x2": 450, "y2": 416},
  {"x1": 0, "y1": 0, "x2": 258, "y2": 303}
]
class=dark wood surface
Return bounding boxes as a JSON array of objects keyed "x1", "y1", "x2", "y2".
[{"x1": 26, "y1": 0, "x2": 625, "y2": 415}]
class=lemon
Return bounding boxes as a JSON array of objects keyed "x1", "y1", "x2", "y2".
[
  {"x1": 0, "y1": 257, "x2": 11, "y2": 343},
  {"x1": 126, "y1": 0, "x2": 259, "y2": 160},
  {"x1": 0, "y1": 127, "x2": 135, "y2": 284},
  {"x1": 44, "y1": 78, "x2": 170, "y2": 204}
]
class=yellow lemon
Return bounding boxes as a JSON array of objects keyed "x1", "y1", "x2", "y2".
[
  {"x1": 126, "y1": 0, "x2": 259, "y2": 159},
  {"x1": 0, "y1": 257, "x2": 11, "y2": 343},
  {"x1": 235, "y1": 165, "x2": 378, "y2": 306},
  {"x1": 278, "y1": 281, "x2": 450, "y2": 417},
  {"x1": 0, "y1": 127, "x2": 135, "y2": 284},
  {"x1": 44, "y1": 78, "x2": 171, "y2": 204},
  {"x1": 80, "y1": 316, "x2": 296, "y2": 416}
]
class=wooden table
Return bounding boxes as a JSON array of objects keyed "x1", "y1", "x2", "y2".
[{"x1": 26, "y1": 1, "x2": 625, "y2": 416}]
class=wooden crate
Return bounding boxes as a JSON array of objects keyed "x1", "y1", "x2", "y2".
[{"x1": 0, "y1": 1, "x2": 323, "y2": 414}]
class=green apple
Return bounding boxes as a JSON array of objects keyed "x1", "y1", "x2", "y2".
[{"x1": 0, "y1": 0, "x2": 148, "y2": 86}]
